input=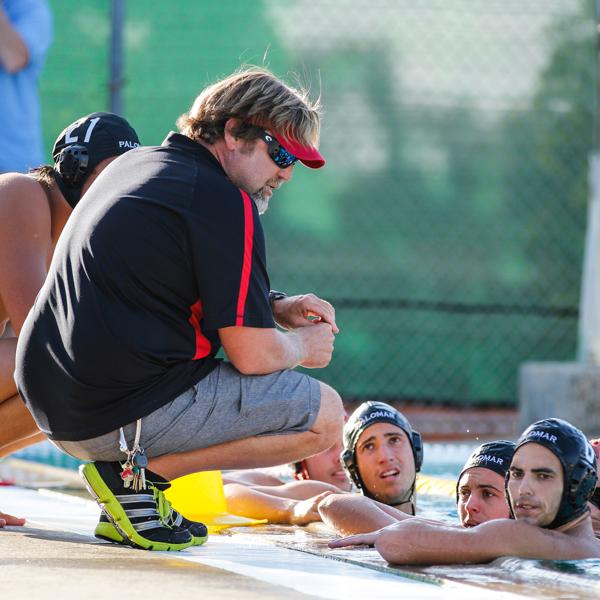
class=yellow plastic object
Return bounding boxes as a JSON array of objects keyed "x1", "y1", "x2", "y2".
[
  {"x1": 415, "y1": 473, "x2": 456, "y2": 498},
  {"x1": 165, "y1": 470, "x2": 267, "y2": 533}
]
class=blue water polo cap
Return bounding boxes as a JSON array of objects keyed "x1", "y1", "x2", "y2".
[{"x1": 511, "y1": 418, "x2": 597, "y2": 529}]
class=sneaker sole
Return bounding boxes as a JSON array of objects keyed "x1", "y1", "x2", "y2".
[
  {"x1": 186, "y1": 530, "x2": 208, "y2": 547},
  {"x1": 96, "y1": 520, "x2": 208, "y2": 547},
  {"x1": 94, "y1": 520, "x2": 126, "y2": 544},
  {"x1": 80, "y1": 463, "x2": 193, "y2": 551}
]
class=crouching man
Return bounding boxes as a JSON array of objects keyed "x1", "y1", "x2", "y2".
[{"x1": 15, "y1": 68, "x2": 343, "y2": 552}]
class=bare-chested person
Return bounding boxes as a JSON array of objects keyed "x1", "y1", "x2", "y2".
[
  {"x1": 320, "y1": 438, "x2": 513, "y2": 535},
  {"x1": 0, "y1": 113, "x2": 139, "y2": 525},
  {"x1": 317, "y1": 401, "x2": 424, "y2": 534},
  {"x1": 0, "y1": 111, "x2": 140, "y2": 458},
  {"x1": 331, "y1": 418, "x2": 600, "y2": 564},
  {"x1": 455, "y1": 440, "x2": 514, "y2": 527}
]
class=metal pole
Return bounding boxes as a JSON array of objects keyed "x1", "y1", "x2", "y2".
[
  {"x1": 109, "y1": 0, "x2": 124, "y2": 114},
  {"x1": 596, "y1": 0, "x2": 600, "y2": 148},
  {"x1": 577, "y1": 1, "x2": 600, "y2": 364}
]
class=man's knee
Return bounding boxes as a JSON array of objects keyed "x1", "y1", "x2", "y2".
[{"x1": 312, "y1": 382, "x2": 343, "y2": 450}]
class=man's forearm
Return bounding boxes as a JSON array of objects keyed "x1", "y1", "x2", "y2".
[
  {"x1": 220, "y1": 327, "x2": 306, "y2": 375},
  {"x1": 319, "y1": 494, "x2": 398, "y2": 536},
  {"x1": 255, "y1": 328, "x2": 306, "y2": 372},
  {"x1": 220, "y1": 319, "x2": 333, "y2": 374},
  {"x1": 0, "y1": 8, "x2": 29, "y2": 73}
]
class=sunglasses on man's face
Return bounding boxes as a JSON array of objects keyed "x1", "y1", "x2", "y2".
[
  {"x1": 591, "y1": 487, "x2": 600, "y2": 510},
  {"x1": 258, "y1": 130, "x2": 298, "y2": 168}
]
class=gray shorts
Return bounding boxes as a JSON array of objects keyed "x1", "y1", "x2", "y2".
[{"x1": 53, "y1": 362, "x2": 321, "y2": 461}]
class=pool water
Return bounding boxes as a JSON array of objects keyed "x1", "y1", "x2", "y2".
[{"x1": 416, "y1": 557, "x2": 600, "y2": 598}]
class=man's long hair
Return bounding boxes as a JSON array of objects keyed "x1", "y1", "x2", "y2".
[{"x1": 176, "y1": 66, "x2": 321, "y2": 147}]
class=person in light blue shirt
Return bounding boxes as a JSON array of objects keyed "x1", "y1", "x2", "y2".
[{"x1": 0, "y1": 0, "x2": 52, "y2": 173}]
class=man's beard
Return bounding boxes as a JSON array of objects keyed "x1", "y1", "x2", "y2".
[{"x1": 251, "y1": 189, "x2": 270, "y2": 215}]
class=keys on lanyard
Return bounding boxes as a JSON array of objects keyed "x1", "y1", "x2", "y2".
[
  {"x1": 133, "y1": 449, "x2": 148, "y2": 491},
  {"x1": 120, "y1": 448, "x2": 147, "y2": 492},
  {"x1": 119, "y1": 419, "x2": 147, "y2": 492},
  {"x1": 120, "y1": 461, "x2": 134, "y2": 488}
]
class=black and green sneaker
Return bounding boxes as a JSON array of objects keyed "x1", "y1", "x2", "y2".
[
  {"x1": 80, "y1": 461, "x2": 196, "y2": 551},
  {"x1": 95, "y1": 511, "x2": 208, "y2": 546},
  {"x1": 94, "y1": 480, "x2": 208, "y2": 547}
]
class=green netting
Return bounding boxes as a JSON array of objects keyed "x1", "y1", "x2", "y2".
[{"x1": 39, "y1": 0, "x2": 596, "y2": 406}]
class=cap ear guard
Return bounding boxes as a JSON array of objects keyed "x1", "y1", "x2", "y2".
[
  {"x1": 341, "y1": 448, "x2": 363, "y2": 490},
  {"x1": 411, "y1": 431, "x2": 424, "y2": 472},
  {"x1": 567, "y1": 460, "x2": 597, "y2": 505},
  {"x1": 546, "y1": 458, "x2": 597, "y2": 528},
  {"x1": 55, "y1": 144, "x2": 89, "y2": 187}
]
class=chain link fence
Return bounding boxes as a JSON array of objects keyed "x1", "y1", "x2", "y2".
[{"x1": 40, "y1": 0, "x2": 596, "y2": 407}]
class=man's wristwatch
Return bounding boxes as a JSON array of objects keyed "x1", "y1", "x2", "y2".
[{"x1": 269, "y1": 290, "x2": 288, "y2": 304}]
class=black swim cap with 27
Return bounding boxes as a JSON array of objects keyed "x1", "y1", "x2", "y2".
[{"x1": 52, "y1": 112, "x2": 140, "y2": 208}]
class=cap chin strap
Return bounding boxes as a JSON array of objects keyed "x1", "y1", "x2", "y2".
[
  {"x1": 53, "y1": 170, "x2": 84, "y2": 209},
  {"x1": 546, "y1": 501, "x2": 591, "y2": 530},
  {"x1": 554, "y1": 510, "x2": 590, "y2": 533},
  {"x1": 389, "y1": 485, "x2": 416, "y2": 515},
  {"x1": 389, "y1": 491, "x2": 417, "y2": 515},
  {"x1": 362, "y1": 479, "x2": 416, "y2": 514}
]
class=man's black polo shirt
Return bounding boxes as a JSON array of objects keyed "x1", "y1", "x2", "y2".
[{"x1": 15, "y1": 133, "x2": 275, "y2": 441}]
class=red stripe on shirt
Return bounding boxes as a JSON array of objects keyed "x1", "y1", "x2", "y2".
[
  {"x1": 235, "y1": 190, "x2": 255, "y2": 326},
  {"x1": 188, "y1": 300, "x2": 211, "y2": 359}
]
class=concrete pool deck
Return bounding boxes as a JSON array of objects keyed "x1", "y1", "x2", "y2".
[
  {"x1": 0, "y1": 483, "x2": 527, "y2": 600},
  {"x1": 2, "y1": 456, "x2": 599, "y2": 600}
]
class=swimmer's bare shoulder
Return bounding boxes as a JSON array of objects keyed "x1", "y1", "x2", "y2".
[{"x1": 0, "y1": 172, "x2": 52, "y2": 331}]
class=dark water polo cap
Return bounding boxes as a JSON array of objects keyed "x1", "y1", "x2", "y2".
[
  {"x1": 460, "y1": 440, "x2": 515, "y2": 480},
  {"x1": 341, "y1": 401, "x2": 423, "y2": 495},
  {"x1": 52, "y1": 112, "x2": 140, "y2": 208},
  {"x1": 511, "y1": 418, "x2": 597, "y2": 529},
  {"x1": 456, "y1": 440, "x2": 515, "y2": 502}
]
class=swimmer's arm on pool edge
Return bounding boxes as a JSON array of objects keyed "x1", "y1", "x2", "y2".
[
  {"x1": 318, "y1": 494, "x2": 411, "y2": 536},
  {"x1": 329, "y1": 517, "x2": 600, "y2": 564},
  {"x1": 224, "y1": 483, "x2": 334, "y2": 525},
  {"x1": 318, "y1": 493, "x2": 449, "y2": 537}
]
